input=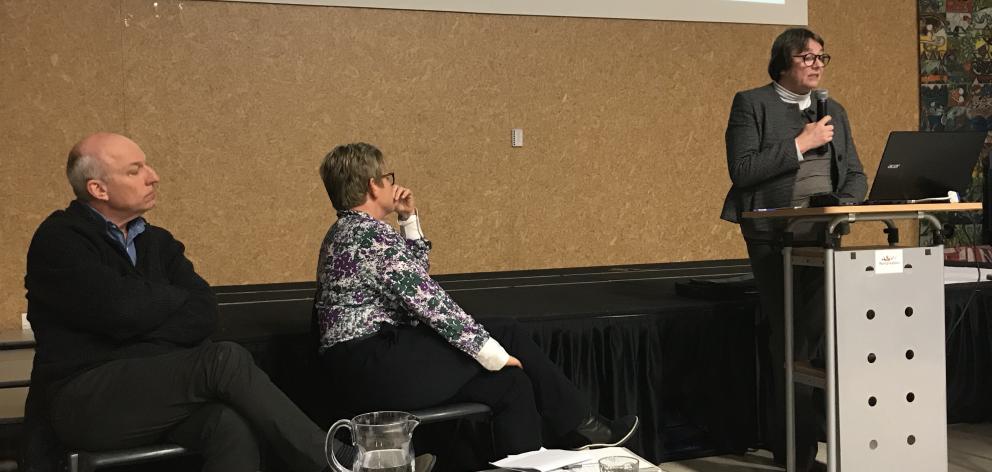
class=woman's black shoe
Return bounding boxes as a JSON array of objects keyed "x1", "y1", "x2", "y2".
[{"x1": 569, "y1": 414, "x2": 639, "y2": 450}]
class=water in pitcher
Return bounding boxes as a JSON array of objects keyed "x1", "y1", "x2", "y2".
[{"x1": 355, "y1": 448, "x2": 413, "y2": 472}]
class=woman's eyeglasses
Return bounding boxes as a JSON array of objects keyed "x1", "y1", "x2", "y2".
[{"x1": 793, "y1": 53, "x2": 831, "y2": 67}]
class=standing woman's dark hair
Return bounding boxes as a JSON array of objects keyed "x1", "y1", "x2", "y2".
[{"x1": 767, "y1": 28, "x2": 825, "y2": 81}]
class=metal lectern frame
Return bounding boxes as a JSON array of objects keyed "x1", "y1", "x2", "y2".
[{"x1": 743, "y1": 203, "x2": 980, "y2": 472}]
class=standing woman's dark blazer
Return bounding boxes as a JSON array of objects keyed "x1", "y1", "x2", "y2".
[{"x1": 720, "y1": 83, "x2": 868, "y2": 235}]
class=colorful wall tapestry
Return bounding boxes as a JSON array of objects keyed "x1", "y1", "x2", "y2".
[{"x1": 919, "y1": 0, "x2": 990, "y2": 247}]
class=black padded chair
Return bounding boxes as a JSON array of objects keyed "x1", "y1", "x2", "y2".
[
  {"x1": 410, "y1": 402, "x2": 491, "y2": 424},
  {"x1": 63, "y1": 402, "x2": 490, "y2": 471},
  {"x1": 410, "y1": 402, "x2": 494, "y2": 469},
  {"x1": 67, "y1": 444, "x2": 193, "y2": 472}
]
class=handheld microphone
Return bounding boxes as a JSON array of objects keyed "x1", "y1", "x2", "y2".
[{"x1": 814, "y1": 89, "x2": 829, "y2": 154}]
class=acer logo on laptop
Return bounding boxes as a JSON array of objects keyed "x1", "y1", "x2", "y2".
[{"x1": 887, "y1": 164, "x2": 901, "y2": 169}]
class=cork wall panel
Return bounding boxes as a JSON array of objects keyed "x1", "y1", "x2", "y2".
[
  {"x1": 1, "y1": 0, "x2": 919, "y2": 328},
  {"x1": 0, "y1": 0, "x2": 124, "y2": 330}
]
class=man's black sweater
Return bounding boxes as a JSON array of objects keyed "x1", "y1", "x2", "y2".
[{"x1": 25, "y1": 200, "x2": 217, "y2": 393}]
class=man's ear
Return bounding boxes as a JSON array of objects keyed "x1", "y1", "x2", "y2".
[{"x1": 87, "y1": 179, "x2": 109, "y2": 202}]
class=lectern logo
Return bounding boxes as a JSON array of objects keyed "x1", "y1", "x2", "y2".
[
  {"x1": 887, "y1": 164, "x2": 901, "y2": 169},
  {"x1": 874, "y1": 249, "x2": 904, "y2": 274}
]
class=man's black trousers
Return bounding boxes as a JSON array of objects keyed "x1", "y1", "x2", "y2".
[{"x1": 49, "y1": 341, "x2": 331, "y2": 472}]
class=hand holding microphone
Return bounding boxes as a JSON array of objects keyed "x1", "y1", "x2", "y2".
[{"x1": 796, "y1": 116, "x2": 834, "y2": 153}]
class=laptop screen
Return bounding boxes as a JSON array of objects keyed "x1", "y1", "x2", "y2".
[{"x1": 867, "y1": 131, "x2": 986, "y2": 202}]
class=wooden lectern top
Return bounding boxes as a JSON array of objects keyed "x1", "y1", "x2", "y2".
[{"x1": 742, "y1": 202, "x2": 981, "y2": 219}]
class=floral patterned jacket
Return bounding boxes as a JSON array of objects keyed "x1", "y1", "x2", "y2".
[{"x1": 314, "y1": 209, "x2": 508, "y2": 370}]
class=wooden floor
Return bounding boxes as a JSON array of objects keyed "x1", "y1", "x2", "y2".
[
  {"x1": 659, "y1": 423, "x2": 992, "y2": 472},
  {"x1": 949, "y1": 423, "x2": 992, "y2": 472}
]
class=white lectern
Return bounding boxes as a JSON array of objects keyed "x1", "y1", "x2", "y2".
[{"x1": 743, "y1": 202, "x2": 981, "y2": 472}]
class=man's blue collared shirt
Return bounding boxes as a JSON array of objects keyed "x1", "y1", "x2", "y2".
[{"x1": 84, "y1": 203, "x2": 147, "y2": 266}]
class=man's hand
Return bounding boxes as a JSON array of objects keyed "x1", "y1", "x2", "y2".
[
  {"x1": 504, "y1": 355, "x2": 523, "y2": 369},
  {"x1": 795, "y1": 115, "x2": 834, "y2": 153},
  {"x1": 393, "y1": 186, "x2": 416, "y2": 220}
]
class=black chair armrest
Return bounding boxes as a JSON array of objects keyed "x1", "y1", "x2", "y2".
[{"x1": 410, "y1": 402, "x2": 491, "y2": 425}]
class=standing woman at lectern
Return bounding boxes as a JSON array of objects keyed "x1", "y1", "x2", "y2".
[{"x1": 720, "y1": 28, "x2": 867, "y2": 471}]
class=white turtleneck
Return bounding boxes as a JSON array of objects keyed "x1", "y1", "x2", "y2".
[
  {"x1": 774, "y1": 81, "x2": 812, "y2": 162},
  {"x1": 774, "y1": 81, "x2": 812, "y2": 110}
]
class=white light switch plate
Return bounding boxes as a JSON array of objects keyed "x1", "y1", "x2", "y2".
[{"x1": 511, "y1": 128, "x2": 523, "y2": 147}]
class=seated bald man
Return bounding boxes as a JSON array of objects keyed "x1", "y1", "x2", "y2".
[{"x1": 24, "y1": 133, "x2": 348, "y2": 472}]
